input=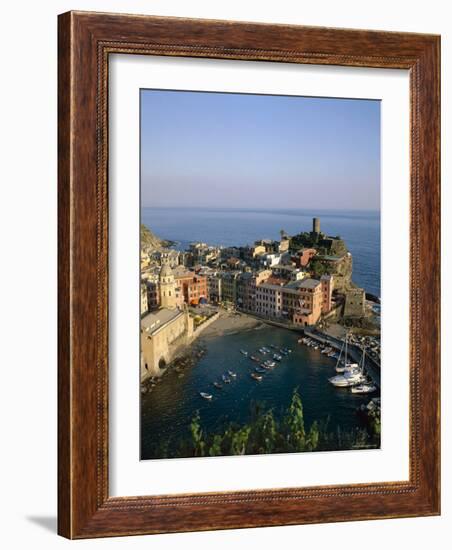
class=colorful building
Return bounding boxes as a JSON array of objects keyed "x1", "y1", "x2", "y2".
[
  {"x1": 175, "y1": 271, "x2": 208, "y2": 306},
  {"x1": 255, "y1": 282, "x2": 284, "y2": 318}
]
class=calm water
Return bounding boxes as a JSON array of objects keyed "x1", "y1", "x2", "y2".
[
  {"x1": 141, "y1": 326, "x2": 376, "y2": 459},
  {"x1": 142, "y1": 207, "x2": 380, "y2": 296}
]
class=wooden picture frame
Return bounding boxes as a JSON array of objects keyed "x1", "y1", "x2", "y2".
[{"x1": 58, "y1": 11, "x2": 440, "y2": 539}]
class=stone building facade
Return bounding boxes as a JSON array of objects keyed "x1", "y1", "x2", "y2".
[
  {"x1": 344, "y1": 287, "x2": 366, "y2": 317},
  {"x1": 141, "y1": 308, "x2": 194, "y2": 380}
]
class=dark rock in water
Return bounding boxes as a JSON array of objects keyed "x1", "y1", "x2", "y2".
[{"x1": 365, "y1": 292, "x2": 381, "y2": 304}]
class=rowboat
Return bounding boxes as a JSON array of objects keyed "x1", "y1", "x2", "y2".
[{"x1": 200, "y1": 392, "x2": 213, "y2": 400}]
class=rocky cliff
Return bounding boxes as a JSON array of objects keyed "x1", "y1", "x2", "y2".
[
  {"x1": 310, "y1": 253, "x2": 353, "y2": 292},
  {"x1": 140, "y1": 224, "x2": 173, "y2": 251}
]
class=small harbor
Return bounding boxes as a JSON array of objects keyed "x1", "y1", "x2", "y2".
[{"x1": 141, "y1": 323, "x2": 380, "y2": 459}]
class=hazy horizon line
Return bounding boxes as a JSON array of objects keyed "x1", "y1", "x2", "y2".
[{"x1": 141, "y1": 205, "x2": 381, "y2": 213}]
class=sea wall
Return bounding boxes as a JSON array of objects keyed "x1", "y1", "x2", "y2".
[{"x1": 191, "y1": 311, "x2": 220, "y2": 339}]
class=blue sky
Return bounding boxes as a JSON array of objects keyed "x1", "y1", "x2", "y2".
[{"x1": 141, "y1": 90, "x2": 380, "y2": 211}]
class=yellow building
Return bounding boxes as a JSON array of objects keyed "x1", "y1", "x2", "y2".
[{"x1": 252, "y1": 244, "x2": 266, "y2": 258}]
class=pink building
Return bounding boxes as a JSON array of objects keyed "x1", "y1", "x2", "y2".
[{"x1": 291, "y1": 278, "x2": 323, "y2": 326}]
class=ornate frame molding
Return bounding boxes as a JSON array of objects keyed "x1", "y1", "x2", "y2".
[{"x1": 58, "y1": 11, "x2": 440, "y2": 538}]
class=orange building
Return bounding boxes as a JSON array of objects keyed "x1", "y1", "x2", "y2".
[{"x1": 175, "y1": 271, "x2": 208, "y2": 305}]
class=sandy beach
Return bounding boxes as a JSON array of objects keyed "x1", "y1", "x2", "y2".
[{"x1": 200, "y1": 310, "x2": 264, "y2": 338}]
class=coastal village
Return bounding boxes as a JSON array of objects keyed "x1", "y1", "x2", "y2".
[{"x1": 140, "y1": 217, "x2": 380, "y2": 385}]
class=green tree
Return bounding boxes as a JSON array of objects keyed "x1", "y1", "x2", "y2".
[
  {"x1": 190, "y1": 410, "x2": 205, "y2": 457},
  {"x1": 306, "y1": 420, "x2": 320, "y2": 451},
  {"x1": 310, "y1": 260, "x2": 327, "y2": 277},
  {"x1": 283, "y1": 389, "x2": 307, "y2": 452},
  {"x1": 230, "y1": 425, "x2": 251, "y2": 455},
  {"x1": 208, "y1": 434, "x2": 223, "y2": 456},
  {"x1": 251, "y1": 409, "x2": 277, "y2": 454}
]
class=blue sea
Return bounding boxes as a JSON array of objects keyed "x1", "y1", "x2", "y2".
[{"x1": 141, "y1": 207, "x2": 380, "y2": 297}]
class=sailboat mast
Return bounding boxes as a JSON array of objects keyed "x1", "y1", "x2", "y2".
[
  {"x1": 336, "y1": 339, "x2": 344, "y2": 369},
  {"x1": 344, "y1": 332, "x2": 348, "y2": 366}
]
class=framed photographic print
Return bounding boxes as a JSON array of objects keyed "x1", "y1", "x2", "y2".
[{"x1": 58, "y1": 11, "x2": 440, "y2": 538}]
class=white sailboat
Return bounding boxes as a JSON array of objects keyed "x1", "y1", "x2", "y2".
[
  {"x1": 329, "y1": 341, "x2": 367, "y2": 388},
  {"x1": 335, "y1": 333, "x2": 359, "y2": 373}
]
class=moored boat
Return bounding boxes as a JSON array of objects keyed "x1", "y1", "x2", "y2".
[
  {"x1": 351, "y1": 384, "x2": 377, "y2": 394},
  {"x1": 213, "y1": 382, "x2": 223, "y2": 389},
  {"x1": 251, "y1": 372, "x2": 263, "y2": 381},
  {"x1": 228, "y1": 370, "x2": 237, "y2": 378},
  {"x1": 329, "y1": 342, "x2": 368, "y2": 388},
  {"x1": 329, "y1": 370, "x2": 366, "y2": 387},
  {"x1": 240, "y1": 349, "x2": 248, "y2": 356},
  {"x1": 336, "y1": 362, "x2": 359, "y2": 374},
  {"x1": 200, "y1": 392, "x2": 213, "y2": 400}
]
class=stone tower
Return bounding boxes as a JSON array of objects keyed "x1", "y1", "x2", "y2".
[
  {"x1": 159, "y1": 263, "x2": 176, "y2": 309},
  {"x1": 312, "y1": 217, "x2": 321, "y2": 234}
]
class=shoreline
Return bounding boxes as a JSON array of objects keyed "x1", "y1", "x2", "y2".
[{"x1": 199, "y1": 310, "x2": 265, "y2": 339}]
